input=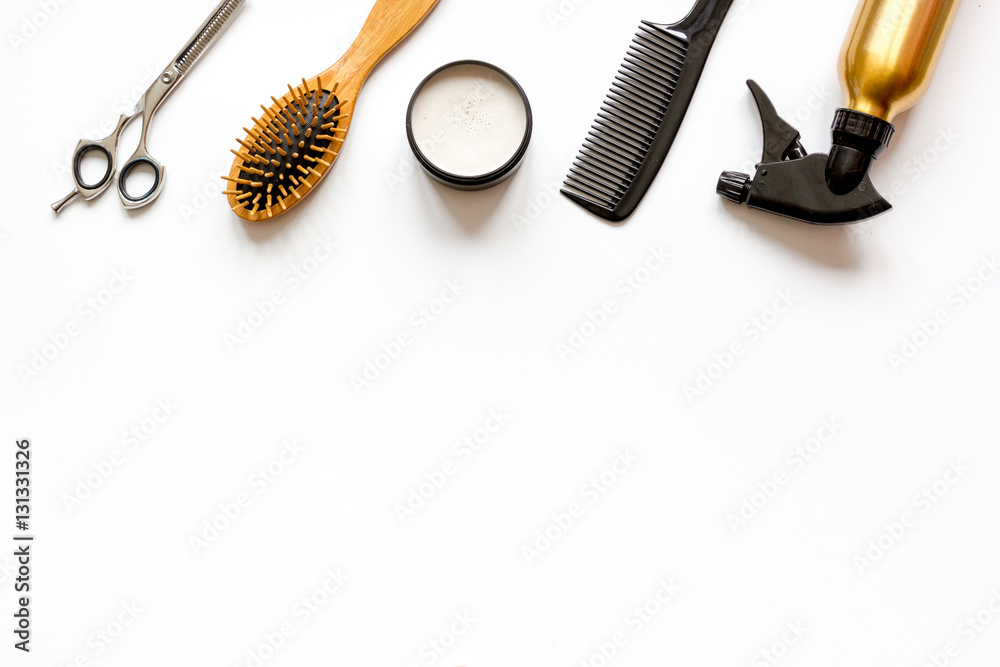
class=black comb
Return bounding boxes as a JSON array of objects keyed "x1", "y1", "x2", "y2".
[{"x1": 561, "y1": 0, "x2": 734, "y2": 223}]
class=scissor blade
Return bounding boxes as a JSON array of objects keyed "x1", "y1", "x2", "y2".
[{"x1": 173, "y1": 0, "x2": 247, "y2": 75}]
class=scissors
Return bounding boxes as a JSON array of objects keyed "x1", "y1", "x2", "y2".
[{"x1": 52, "y1": 0, "x2": 246, "y2": 214}]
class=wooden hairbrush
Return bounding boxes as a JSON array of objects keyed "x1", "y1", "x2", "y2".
[{"x1": 223, "y1": 0, "x2": 440, "y2": 221}]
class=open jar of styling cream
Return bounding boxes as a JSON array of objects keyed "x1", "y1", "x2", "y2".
[{"x1": 406, "y1": 60, "x2": 532, "y2": 190}]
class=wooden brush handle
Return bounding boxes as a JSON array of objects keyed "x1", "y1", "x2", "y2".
[{"x1": 327, "y1": 0, "x2": 441, "y2": 84}]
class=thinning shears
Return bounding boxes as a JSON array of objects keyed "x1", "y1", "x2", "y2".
[{"x1": 52, "y1": 0, "x2": 246, "y2": 214}]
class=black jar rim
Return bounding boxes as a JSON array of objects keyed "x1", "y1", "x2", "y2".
[{"x1": 405, "y1": 60, "x2": 533, "y2": 191}]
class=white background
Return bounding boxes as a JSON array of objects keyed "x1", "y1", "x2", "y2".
[{"x1": 2, "y1": 0, "x2": 999, "y2": 666}]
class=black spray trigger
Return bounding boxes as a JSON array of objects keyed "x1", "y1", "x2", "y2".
[
  {"x1": 717, "y1": 79, "x2": 892, "y2": 225},
  {"x1": 746, "y1": 80, "x2": 807, "y2": 164}
]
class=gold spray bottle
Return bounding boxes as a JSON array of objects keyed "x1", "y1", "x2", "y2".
[
  {"x1": 840, "y1": 0, "x2": 962, "y2": 122},
  {"x1": 829, "y1": 0, "x2": 963, "y2": 194},
  {"x1": 717, "y1": 0, "x2": 964, "y2": 225}
]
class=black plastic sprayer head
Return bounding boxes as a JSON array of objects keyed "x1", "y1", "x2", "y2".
[
  {"x1": 716, "y1": 80, "x2": 893, "y2": 225},
  {"x1": 826, "y1": 108, "x2": 895, "y2": 195}
]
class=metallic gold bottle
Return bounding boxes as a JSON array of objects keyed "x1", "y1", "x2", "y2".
[
  {"x1": 826, "y1": 0, "x2": 963, "y2": 194},
  {"x1": 716, "y1": 0, "x2": 965, "y2": 224},
  {"x1": 839, "y1": 0, "x2": 963, "y2": 123}
]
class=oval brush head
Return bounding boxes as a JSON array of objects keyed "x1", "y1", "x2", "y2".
[
  {"x1": 222, "y1": 0, "x2": 442, "y2": 221},
  {"x1": 224, "y1": 77, "x2": 350, "y2": 221}
]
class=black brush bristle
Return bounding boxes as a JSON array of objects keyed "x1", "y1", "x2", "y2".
[
  {"x1": 225, "y1": 80, "x2": 344, "y2": 219},
  {"x1": 562, "y1": 1, "x2": 734, "y2": 223}
]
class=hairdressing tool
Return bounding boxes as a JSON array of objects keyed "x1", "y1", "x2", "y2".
[
  {"x1": 716, "y1": 0, "x2": 962, "y2": 225},
  {"x1": 224, "y1": 0, "x2": 440, "y2": 221},
  {"x1": 52, "y1": 0, "x2": 247, "y2": 214},
  {"x1": 561, "y1": 0, "x2": 734, "y2": 223}
]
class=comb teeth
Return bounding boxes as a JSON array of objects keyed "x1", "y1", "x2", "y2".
[
  {"x1": 225, "y1": 78, "x2": 347, "y2": 219},
  {"x1": 562, "y1": 22, "x2": 691, "y2": 222}
]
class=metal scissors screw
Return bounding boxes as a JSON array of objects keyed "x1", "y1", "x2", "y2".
[{"x1": 52, "y1": 0, "x2": 246, "y2": 214}]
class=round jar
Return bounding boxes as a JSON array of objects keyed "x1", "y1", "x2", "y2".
[{"x1": 406, "y1": 60, "x2": 532, "y2": 190}]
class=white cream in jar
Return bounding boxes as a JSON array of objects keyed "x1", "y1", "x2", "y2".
[{"x1": 407, "y1": 61, "x2": 531, "y2": 188}]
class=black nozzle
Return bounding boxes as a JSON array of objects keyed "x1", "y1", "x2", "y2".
[
  {"x1": 825, "y1": 109, "x2": 894, "y2": 195},
  {"x1": 716, "y1": 82, "x2": 894, "y2": 225},
  {"x1": 717, "y1": 171, "x2": 752, "y2": 204}
]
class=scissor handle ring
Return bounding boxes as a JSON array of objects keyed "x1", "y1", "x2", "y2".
[
  {"x1": 117, "y1": 157, "x2": 163, "y2": 204},
  {"x1": 73, "y1": 144, "x2": 115, "y2": 191}
]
